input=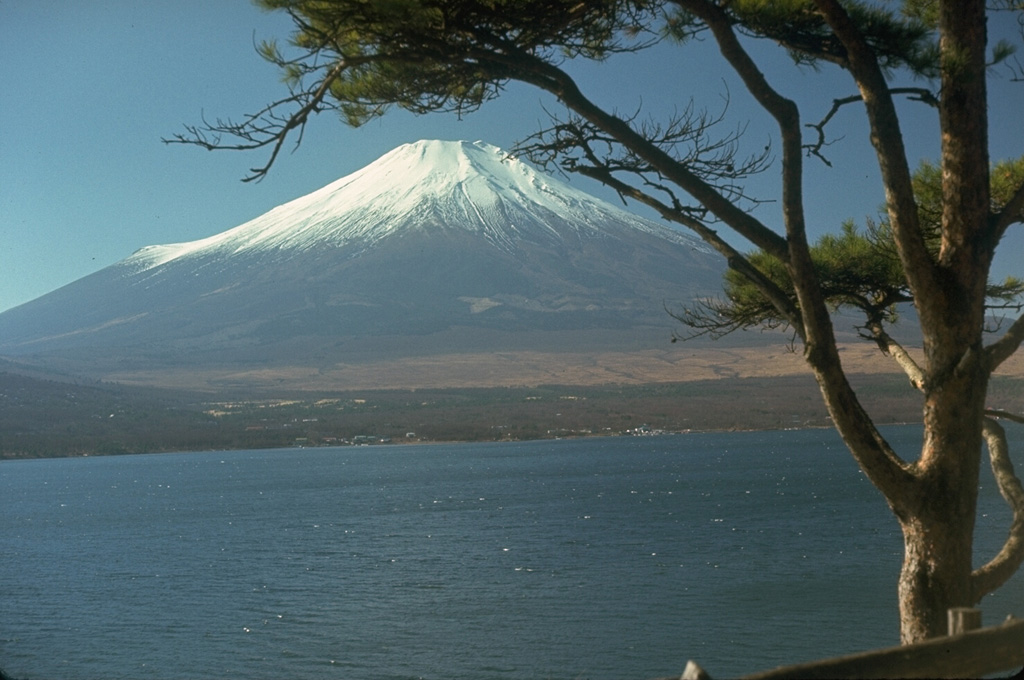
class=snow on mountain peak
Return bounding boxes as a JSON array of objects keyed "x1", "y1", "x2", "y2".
[{"x1": 126, "y1": 139, "x2": 705, "y2": 272}]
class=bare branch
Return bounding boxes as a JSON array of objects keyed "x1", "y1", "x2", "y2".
[
  {"x1": 670, "y1": 295, "x2": 795, "y2": 340},
  {"x1": 599, "y1": 177, "x2": 804, "y2": 334},
  {"x1": 517, "y1": 98, "x2": 774, "y2": 219},
  {"x1": 972, "y1": 415, "x2": 1024, "y2": 602},
  {"x1": 804, "y1": 88, "x2": 938, "y2": 166},
  {"x1": 166, "y1": 60, "x2": 348, "y2": 182},
  {"x1": 674, "y1": 0, "x2": 807, "y2": 237},
  {"x1": 1006, "y1": 50, "x2": 1024, "y2": 82},
  {"x1": 513, "y1": 113, "x2": 813, "y2": 341},
  {"x1": 488, "y1": 44, "x2": 792, "y2": 260}
]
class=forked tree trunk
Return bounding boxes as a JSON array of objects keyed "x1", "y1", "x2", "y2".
[
  {"x1": 895, "y1": 334, "x2": 989, "y2": 641},
  {"x1": 895, "y1": 0, "x2": 993, "y2": 644},
  {"x1": 815, "y1": 359, "x2": 988, "y2": 643}
]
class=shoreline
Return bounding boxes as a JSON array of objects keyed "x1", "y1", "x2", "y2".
[
  {"x1": 1, "y1": 420, "x2": 931, "y2": 463},
  {"x1": 5, "y1": 367, "x2": 1021, "y2": 461}
]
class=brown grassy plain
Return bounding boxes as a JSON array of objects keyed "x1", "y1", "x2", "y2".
[{"x1": 101, "y1": 341, "x2": 1024, "y2": 392}]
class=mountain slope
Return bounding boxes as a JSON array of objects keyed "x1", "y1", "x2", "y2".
[
  {"x1": 0, "y1": 140, "x2": 726, "y2": 381},
  {"x1": 125, "y1": 139, "x2": 709, "y2": 265}
]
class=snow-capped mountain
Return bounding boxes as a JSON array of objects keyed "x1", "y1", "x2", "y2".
[
  {"x1": 0, "y1": 140, "x2": 725, "y2": 381},
  {"x1": 127, "y1": 139, "x2": 708, "y2": 268}
]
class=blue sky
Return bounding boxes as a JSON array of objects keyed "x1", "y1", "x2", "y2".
[{"x1": 2, "y1": 1, "x2": 1022, "y2": 314}]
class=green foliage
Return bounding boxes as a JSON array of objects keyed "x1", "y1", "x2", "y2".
[
  {"x1": 907, "y1": 156, "x2": 1024, "y2": 304},
  {"x1": 899, "y1": 0, "x2": 1015, "y2": 69},
  {"x1": 174, "y1": 0, "x2": 957, "y2": 185},
  {"x1": 249, "y1": 0, "x2": 941, "y2": 130},
  {"x1": 658, "y1": 0, "x2": 938, "y2": 73},
  {"x1": 992, "y1": 155, "x2": 1024, "y2": 212},
  {"x1": 901, "y1": 0, "x2": 939, "y2": 27},
  {"x1": 253, "y1": 0, "x2": 661, "y2": 127},
  {"x1": 726, "y1": 0, "x2": 939, "y2": 74},
  {"x1": 713, "y1": 157, "x2": 1024, "y2": 334},
  {"x1": 718, "y1": 220, "x2": 910, "y2": 333}
]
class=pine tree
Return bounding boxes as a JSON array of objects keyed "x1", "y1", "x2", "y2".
[{"x1": 169, "y1": 0, "x2": 1024, "y2": 643}]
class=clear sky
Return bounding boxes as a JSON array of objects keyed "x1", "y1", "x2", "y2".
[{"x1": 2, "y1": 1, "x2": 1022, "y2": 314}]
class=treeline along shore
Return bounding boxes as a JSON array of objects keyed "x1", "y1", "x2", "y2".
[{"x1": 7, "y1": 369, "x2": 1022, "y2": 459}]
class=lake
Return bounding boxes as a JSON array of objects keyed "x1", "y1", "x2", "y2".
[{"x1": 2, "y1": 425, "x2": 1022, "y2": 679}]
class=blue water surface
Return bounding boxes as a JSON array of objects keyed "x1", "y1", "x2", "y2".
[{"x1": 2, "y1": 425, "x2": 1021, "y2": 679}]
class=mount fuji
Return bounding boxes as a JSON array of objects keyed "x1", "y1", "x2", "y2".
[{"x1": 0, "y1": 140, "x2": 727, "y2": 387}]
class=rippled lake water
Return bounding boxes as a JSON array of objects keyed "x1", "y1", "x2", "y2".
[{"x1": 2, "y1": 425, "x2": 1022, "y2": 679}]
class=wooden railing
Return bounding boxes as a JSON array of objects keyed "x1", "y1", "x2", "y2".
[{"x1": 661, "y1": 609, "x2": 1024, "y2": 680}]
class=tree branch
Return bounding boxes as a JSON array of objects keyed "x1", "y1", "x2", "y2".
[
  {"x1": 517, "y1": 99, "x2": 774, "y2": 218},
  {"x1": 812, "y1": 0, "x2": 942, "y2": 318},
  {"x1": 804, "y1": 88, "x2": 938, "y2": 167},
  {"x1": 971, "y1": 415, "x2": 1024, "y2": 602},
  {"x1": 863, "y1": 320, "x2": 928, "y2": 391},
  {"x1": 676, "y1": 0, "x2": 915, "y2": 503},
  {"x1": 489, "y1": 45, "x2": 792, "y2": 261},
  {"x1": 165, "y1": 60, "x2": 348, "y2": 182},
  {"x1": 985, "y1": 313, "x2": 1024, "y2": 372},
  {"x1": 673, "y1": 1, "x2": 807, "y2": 243},
  {"x1": 565, "y1": 157, "x2": 805, "y2": 335},
  {"x1": 990, "y1": 176, "x2": 1024, "y2": 241}
]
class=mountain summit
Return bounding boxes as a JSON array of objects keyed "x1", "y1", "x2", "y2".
[
  {"x1": 0, "y1": 140, "x2": 725, "y2": 386},
  {"x1": 129, "y1": 139, "x2": 709, "y2": 268}
]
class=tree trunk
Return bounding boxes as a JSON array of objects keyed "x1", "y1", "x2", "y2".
[
  {"x1": 889, "y1": 0, "x2": 993, "y2": 644},
  {"x1": 898, "y1": 497, "x2": 977, "y2": 642},
  {"x1": 897, "y1": 357, "x2": 988, "y2": 642}
]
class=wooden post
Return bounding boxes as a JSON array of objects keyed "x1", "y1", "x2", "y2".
[{"x1": 948, "y1": 607, "x2": 982, "y2": 635}]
